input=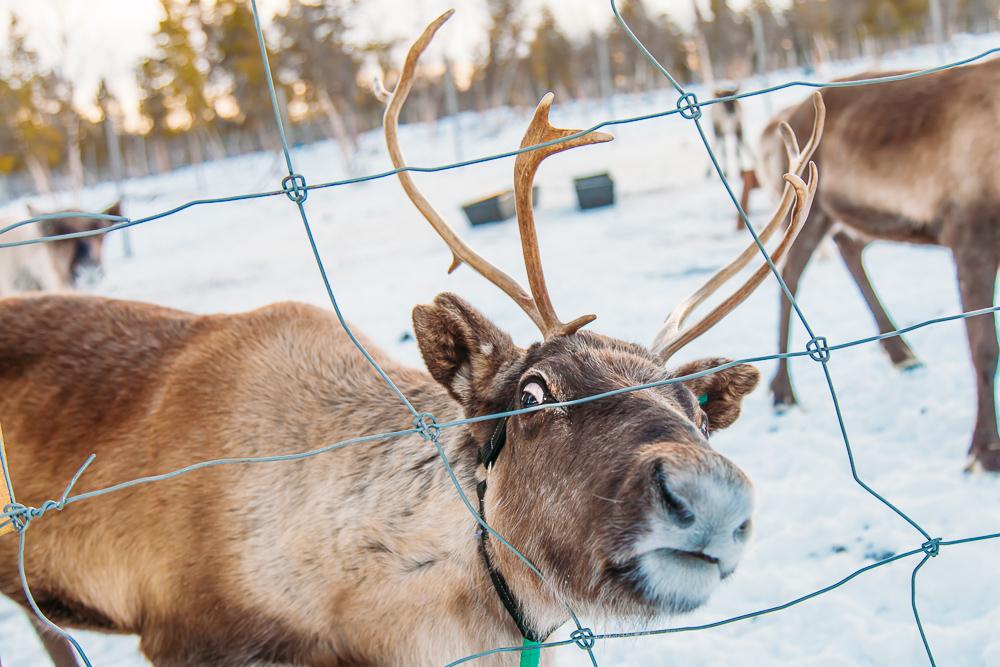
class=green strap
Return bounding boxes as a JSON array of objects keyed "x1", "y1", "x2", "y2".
[{"x1": 518, "y1": 638, "x2": 541, "y2": 667}]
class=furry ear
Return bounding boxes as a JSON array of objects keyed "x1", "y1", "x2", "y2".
[
  {"x1": 37, "y1": 216, "x2": 68, "y2": 238},
  {"x1": 412, "y1": 293, "x2": 521, "y2": 409},
  {"x1": 102, "y1": 200, "x2": 123, "y2": 220},
  {"x1": 671, "y1": 358, "x2": 760, "y2": 433}
]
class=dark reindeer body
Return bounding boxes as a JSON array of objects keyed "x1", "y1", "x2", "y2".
[{"x1": 758, "y1": 57, "x2": 1000, "y2": 470}]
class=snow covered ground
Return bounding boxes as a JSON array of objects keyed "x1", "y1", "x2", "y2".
[{"x1": 2, "y1": 33, "x2": 999, "y2": 667}]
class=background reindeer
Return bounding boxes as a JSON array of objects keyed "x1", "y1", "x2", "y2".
[
  {"x1": 0, "y1": 201, "x2": 121, "y2": 297},
  {"x1": 1, "y1": 11, "x2": 821, "y2": 666},
  {"x1": 756, "y1": 58, "x2": 1000, "y2": 472},
  {"x1": 707, "y1": 83, "x2": 758, "y2": 230}
]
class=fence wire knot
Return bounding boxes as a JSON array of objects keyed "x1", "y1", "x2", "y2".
[
  {"x1": 3, "y1": 500, "x2": 62, "y2": 533},
  {"x1": 676, "y1": 92, "x2": 702, "y2": 120},
  {"x1": 921, "y1": 538, "x2": 942, "y2": 557},
  {"x1": 2, "y1": 503, "x2": 29, "y2": 532},
  {"x1": 570, "y1": 627, "x2": 596, "y2": 650},
  {"x1": 281, "y1": 173, "x2": 309, "y2": 203},
  {"x1": 806, "y1": 336, "x2": 831, "y2": 363},
  {"x1": 1, "y1": 454, "x2": 94, "y2": 535},
  {"x1": 414, "y1": 412, "x2": 441, "y2": 442}
]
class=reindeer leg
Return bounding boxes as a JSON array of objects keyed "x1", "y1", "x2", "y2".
[
  {"x1": 30, "y1": 616, "x2": 79, "y2": 667},
  {"x1": 736, "y1": 170, "x2": 756, "y2": 232},
  {"x1": 952, "y1": 239, "x2": 1000, "y2": 472},
  {"x1": 771, "y1": 208, "x2": 832, "y2": 409},
  {"x1": 733, "y1": 130, "x2": 746, "y2": 231},
  {"x1": 831, "y1": 230, "x2": 921, "y2": 369}
]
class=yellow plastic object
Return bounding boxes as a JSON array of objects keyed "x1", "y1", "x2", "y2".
[{"x1": 0, "y1": 425, "x2": 15, "y2": 537}]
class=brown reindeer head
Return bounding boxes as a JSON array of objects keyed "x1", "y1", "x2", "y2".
[
  {"x1": 413, "y1": 293, "x2": 760, "y2": 618},
  {"x1": 712, "y1": 83, "x2": 741, "y2": 118},
  {"x1": 383, "y1": 9, "x2": 821, "y2": 628},
  {"x1": 33, "y1": 200, "x2": 121, "y2": 287}
]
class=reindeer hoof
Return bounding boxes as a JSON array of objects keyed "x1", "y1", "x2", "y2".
[
  {"x1": 772, "y1": 395, "x2": 797, "y2": 414},
  {"x1": 894, "y1": 357, "x2": 924, "y2": 372},
  {"x1": 770, "y1": 380, "x2": 797, "y2": 411},
  {"x1": 965, "y1": 445, "x2": 1000, "y2": 473}
]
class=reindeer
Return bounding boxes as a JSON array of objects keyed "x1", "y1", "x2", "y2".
[
  {"x1": 0, "y1": 201, "x2": 121, "y2": 297},
  {"x1": 755, "y1": 57, "x2": 1000, "y2": 472},
  {"x1": 0, "y1": 12, "x2": 821, "y2": 666},
  {"x1": 705, "y1": 83, "x2": 758, "y2": 230}
]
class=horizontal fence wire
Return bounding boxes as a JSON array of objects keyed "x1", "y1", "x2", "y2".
[{"x1": 0, "y1": 1, "x2": 998, "y2": 665}]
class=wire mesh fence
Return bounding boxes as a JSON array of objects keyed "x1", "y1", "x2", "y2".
[{"x1": 1, "y1": 1, "x2": 999, "y2": 665}]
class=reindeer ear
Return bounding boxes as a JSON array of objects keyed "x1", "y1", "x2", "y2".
[
  {"x1": 671, "y1": 358, "x2": 760, "y2": 433},
  {"x1": 37, "y1": 215, "x2": 67, "y2": 238},
  {"x1": 413, "y1": 293, "x2": 522, "y2": 408},
  {"x1": 102, "y1": 200, "x2": 123, "y2": 220}
]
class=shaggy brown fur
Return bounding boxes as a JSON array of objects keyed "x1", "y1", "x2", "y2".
[
  {"x1": 0, "y1": 292, "x2": 758, "y2": 666},
  {"x1": 755, "y1": 57, "x2": 1000, "y2": 471}
]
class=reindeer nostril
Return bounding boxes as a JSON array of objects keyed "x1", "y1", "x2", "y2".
[
  {"x1": 654, "y1": 463, "x2": 696, "y2": 528},
  {"x1": 734, "y1": 518, "x2": 752, "y2": 541}
]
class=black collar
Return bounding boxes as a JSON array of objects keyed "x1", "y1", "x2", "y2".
[
  {"x1": 475, "y1": 409, "x2": 563, "y2": 644},
  {"x1": 478, "y1": 404, "x2": 511, "y2": 469}
]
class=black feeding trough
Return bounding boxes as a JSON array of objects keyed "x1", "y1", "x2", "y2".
[
  {"x1": 461, "y1": 187, "x2": 540, "y2": 226},
  {"x1": 573, "y1": 172, "x2": 615, "y2": 210}
]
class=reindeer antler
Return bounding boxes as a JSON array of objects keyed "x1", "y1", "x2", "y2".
[
  {"x1": 513, "y1": 94, "x2": 611, "y2": 337},
  {"x1": 652, "y1": 92, "x2": 825, "y2": 361},
  {"x1": 375, "y1": 10, "x2": 611, "y2": 339}
]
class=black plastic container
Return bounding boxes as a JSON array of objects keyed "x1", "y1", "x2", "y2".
[
  {"x1": 573, "y1": 173, "x2": 615, "y2": 210},
  {"x1": 462, "y1": 187, "x2": 540, "y2": 226}
]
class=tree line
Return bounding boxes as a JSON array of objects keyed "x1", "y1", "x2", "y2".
[{"x1": 1, "y1": 0, "x2": 997, "y2": 198}]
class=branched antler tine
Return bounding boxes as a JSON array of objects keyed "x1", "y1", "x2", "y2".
[
  {"x1": 651, "y1": 94, "x2": 825, "y2": 360},
  {"x1": 513, "y1": 93, "x2": 613, "y2": 338},
  {"x1": 779, "y1": 121, "x2": 800, "y2": 166},
  {"x1": 708, "y1": 93, "x2": 826, "y2": 290},
  {"x1": 756, "y1": 92, "x2": 823, "y2": 252},
  {"x1": 377, "y1": 10, "x2": 546, "y2": 330},
  {"x1": 796, "y1": 92, "x2": 826, "y2": 168},
  {"x1": 380, "y1": 10, "x2": 463, "y2": 275},
  {"x1": 749, "y1": 99, "x2": 818, "y2": 254},
  {"x1": 654, "y1": 163, "x2": 800, "y2": 351},
  {"x1": 654, "y1": 164, "x2": 818, "y2": 361},
  {"x1": 778, "y1": 92, "x2": 824, "y2": 181}
]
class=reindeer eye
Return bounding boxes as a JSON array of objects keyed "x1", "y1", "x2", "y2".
[
  {"x1": 699, "y1": 412, "x2": 710, "y2": 438},
  {"x1": 520, "y1": 381, "x2": 548, "y2": 409}
]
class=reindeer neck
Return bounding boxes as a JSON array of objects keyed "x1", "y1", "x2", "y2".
[{"x1": 283, "y1": 365, "x2": 531, "y2": 663}]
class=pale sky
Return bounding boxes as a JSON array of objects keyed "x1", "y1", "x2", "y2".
[{"x1": 0, "y1": 0, "x2": 777, "y2": 125}]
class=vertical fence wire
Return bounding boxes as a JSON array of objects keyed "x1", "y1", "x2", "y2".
[{"x1": 247, "y1": 0, "x2": 419, "y2": 418}]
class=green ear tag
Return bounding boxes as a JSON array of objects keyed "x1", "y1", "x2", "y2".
[
  {"x1": 519, "y1": 638, "x2": 541, "y2": 667},
  {"x1": 698, "y1": 394, "x2": 709, "y2": 406}
]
